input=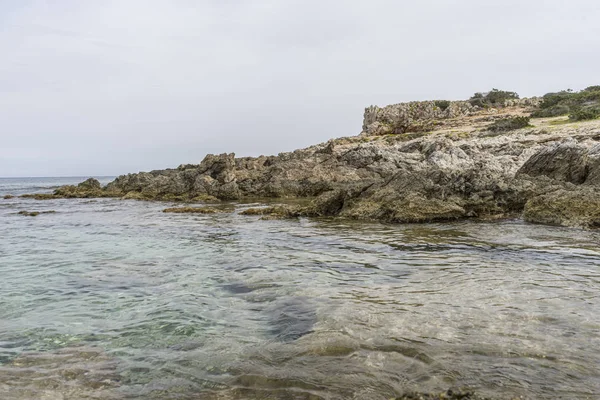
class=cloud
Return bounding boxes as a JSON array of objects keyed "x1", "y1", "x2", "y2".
[{"x1": 1, "y1": 0, "x2": 599, "y2": 176}]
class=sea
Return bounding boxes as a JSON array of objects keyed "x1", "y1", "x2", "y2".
[{"x1": 0, "y1": 177, "x2": 599, "y2": 399}]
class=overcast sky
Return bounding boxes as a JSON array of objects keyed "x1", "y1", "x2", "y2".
[{"x1": 1, "y1": 0, "x2": 599, "y2": 177}]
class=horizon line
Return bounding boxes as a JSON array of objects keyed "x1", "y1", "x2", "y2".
[{"x1": 0, "y1": 175, "x2": 117, "y2": 179}]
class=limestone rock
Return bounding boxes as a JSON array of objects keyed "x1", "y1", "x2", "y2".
[{"x1": 361, "y1": 101, "x2": 475, "y2": 136}]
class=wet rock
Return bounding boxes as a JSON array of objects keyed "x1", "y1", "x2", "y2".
[
  {"x1": 20, "y1": 193, "x2": 58, "y2": 200},
  {"x1": 3, "y1": 194, "x2": 15, "y2": 199},
  {"x1": 524, "y1": 189, "x2": 600, "y2": 228},
  {"x1": 240, "y1": 205, "x2": 303, "y2": 219},
  {"x1": 306, "y1": 189, "x2": 349, "y2": 216}
]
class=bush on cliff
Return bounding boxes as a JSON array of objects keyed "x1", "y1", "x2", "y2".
[
  {"x1": 531, "y1": 86, "x2": 600, "y2": 118},
  {"x1": 433, "y1": 100, "x2": 451, "y2": 111},
  {"x1": 487, "y1": 116, "x2": 531, "y2": 133},
  {"x1": 569, "y1": 106, "x2": 600, "y2": 121},
  {"x1": 468, "y1": 89, "x2": 519, "y2": 108}
]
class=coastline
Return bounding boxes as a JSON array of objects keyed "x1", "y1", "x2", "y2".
[{"x1": 13, "y1": 97, "x2": 600, "y2": 230}]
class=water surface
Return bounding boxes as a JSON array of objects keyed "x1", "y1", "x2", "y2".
[{"x1": 1, "y1": 178, "x2": 599, "y2": 399}]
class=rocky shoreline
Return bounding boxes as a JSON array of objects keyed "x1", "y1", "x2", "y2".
[{"x1": 19, "y1": 92, "x2": 600, "y2": 229}]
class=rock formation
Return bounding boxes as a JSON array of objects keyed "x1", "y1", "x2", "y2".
[{"x1": 42, "y1": 97, "x2": 600, "y2": 229}]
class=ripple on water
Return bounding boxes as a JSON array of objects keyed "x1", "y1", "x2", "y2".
[{"x1": 1, "y1": 193, "x2": 600, "y2": 399}]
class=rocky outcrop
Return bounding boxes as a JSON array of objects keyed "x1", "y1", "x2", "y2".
[
  {"x1": 42, "y1": 100, "x2": 600, "y2": 229},
  {"x1": 360, "y1": 98, "x2": 541, "y2": 136},
  {"x1": 361, "y1": 101, "x2": 475, "y2": 136}
]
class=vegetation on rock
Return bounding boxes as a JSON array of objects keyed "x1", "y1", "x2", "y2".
[
  {"x1": 486, "y1": 116, "x2": 531, "y2": 133},
  {"x1": 570, "y1": 107, "x2": 600, "y2": 121},
  {"x1": 468, "y1": 89, "x2": 519, "y2": 108},
  {"x1": 531, "y1": 85, "x2": 600, "y2": 119},
  {"x1": 433, "y1": 100, "x2": 451, "y2": 111},
  {"x1": 3, "y1": 194, "x2": 14, "y2": 199}
]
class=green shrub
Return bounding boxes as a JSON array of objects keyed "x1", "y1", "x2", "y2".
[
  {"x1": 532, "y1": 86, "x2": 600, "y2": 119},
  {"x1": 487, "y1": 116, "x2": 531, "y2": 132},
  {"x1": 537, "y1": 90, "x2": 573, "y2": 110},
  {"x1": 583, "y1": 85, "x2": 600, "y2": 92},
  {"x1": 469, "y1": 89, "x2": 519, "y2": 108},
  {"x1": 434, "y1": 100, "x2": 451, "y2": 111},
  {"x1": 531, "y1": 104, "x2": 571, "y2": 118},
  {"x1": 569, "y1": 107, "x2": 600, "y2": 121}
]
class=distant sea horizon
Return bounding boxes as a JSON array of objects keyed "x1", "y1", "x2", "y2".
[
  {"x1": 0, "y1": 175, "x2": 115, "y2": 179},
  {"x1": 0, "y1": 176, "x2": 116, "y2": 196}
]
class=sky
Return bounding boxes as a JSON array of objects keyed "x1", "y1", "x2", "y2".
[{"x1": 1, "y1": 0, "x2": 599, "y2": 177}]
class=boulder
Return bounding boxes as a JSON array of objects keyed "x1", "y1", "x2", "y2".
[{"x1": 517, "y1": 141, "x2": 590, "y2": 184}]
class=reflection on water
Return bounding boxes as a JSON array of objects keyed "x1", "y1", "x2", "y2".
[{"x1": 1, "y1": 181, "x2": 600, "y2": 399}]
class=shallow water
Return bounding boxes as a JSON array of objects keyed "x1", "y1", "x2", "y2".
[{"x1": 1, "y1": 178, "x2": 599, "y2": 399}]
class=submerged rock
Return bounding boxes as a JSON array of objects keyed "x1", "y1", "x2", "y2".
[
  {"x1": 394, "y1": 389, "x2": 513, "y2": 400},
  {"x1": 20, "y1": 193, "x2": 58, "y2": 200},
  {"x1": 17, "y1": 210, "x2": 56, "y2": 217},
  {"x1": 240, "y1": 205, "x2": 303, "y2": 220},
  {"x1": 0, "y1": 346, "x2": 120, "y2": 399},
  {"x1": 163, "y1": 206, "x2": 228, "y2": 214}
]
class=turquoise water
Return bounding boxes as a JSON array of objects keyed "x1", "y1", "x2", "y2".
[{"x1": 1, "y1": 178, "x2": 599, "y2": 399}]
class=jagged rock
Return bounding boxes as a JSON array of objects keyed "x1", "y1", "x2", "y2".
[
  {"x1": 77, "y1": 178, "x2": 101, "y2": 191},
  {"x1": 199, "y1": 153, "x2": 236, "y2": 184},
  {"x1": 584, "y1": 143, "x2": 600, "y2": 186},
  {"x1": 307, "y1": 189, "x2": 349, "y2": 216},
  {"x1": 361, "y1": 101, "x2": 475, "y2": 136},
  {"x1": 216, "y1": 181, "x2": 241, "y2": 200},
  {"x1": 517, "y1": 141, "x2": 590, "y2": 184}
]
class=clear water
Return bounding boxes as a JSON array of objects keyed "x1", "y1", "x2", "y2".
[{"x1": 1, "y1": 178, "x2": 599, "y2": 399}]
